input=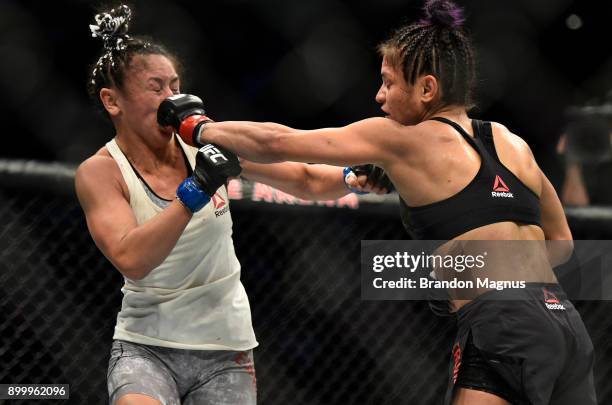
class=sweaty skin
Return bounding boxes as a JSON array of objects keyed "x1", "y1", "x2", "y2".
[{"x1": 194, "y1": 56, "x2": 572, "y2": 309}]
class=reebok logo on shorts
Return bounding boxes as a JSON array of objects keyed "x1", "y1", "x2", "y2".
[
  {"x1": 212, "y1": 192, "x2": 229, "y2": 217},
  {"x1": 491, "y1": 175, "x2": 513, "y2": 198},
  {"x1": 543, "y1": 287, "x2": 566, "y2": 311},
  {"x1": 452, "y1": 343, "x2": 462, "y2": 384}
]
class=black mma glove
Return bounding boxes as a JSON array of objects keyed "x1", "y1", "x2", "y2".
[
  {"x1": 176, "y1": 144, "x2": 241, "y2": 212},
  {"x1": 158, "y1": 94, "x2": 211, "y2": 146},
  {"x1": 347, "y1": 164, "x2": 395, "y2": 193}
]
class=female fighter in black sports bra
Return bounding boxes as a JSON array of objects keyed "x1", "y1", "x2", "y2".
[{"x1": 158, "y1": 1, "x2": 597, "y2": 404}]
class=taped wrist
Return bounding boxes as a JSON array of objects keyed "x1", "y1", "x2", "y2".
[
  {"x1": 176, "y1": 177, "x2": 211, "y2": 213},
  {"x1": 343, "y1": 167, "x2": 369, "y2": 195},
  {"x1": 178, "y1": 115, "x2": 211, "y2": 146}
]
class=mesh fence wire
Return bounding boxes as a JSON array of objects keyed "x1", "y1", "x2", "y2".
[{"x1": 1, "y1": 183, "x2": 611, "y2": 405}]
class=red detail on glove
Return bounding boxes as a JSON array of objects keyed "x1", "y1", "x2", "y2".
[{"x1": 178, "y1": 115, "x2": 211, "y2": 146}]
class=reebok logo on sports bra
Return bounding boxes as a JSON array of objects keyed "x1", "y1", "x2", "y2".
[
  {"x1": 399, "y1": 118, "x2": 541, "y2": 240},
  {"x1": 491, "y1": 175, "x2": 513, "y2": 198}
]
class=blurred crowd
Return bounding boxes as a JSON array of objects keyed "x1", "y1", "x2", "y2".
[{"x1": 558, "y1": 95, "x2": 612, "y2": 206}]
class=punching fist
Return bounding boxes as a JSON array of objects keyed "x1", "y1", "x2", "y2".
[
  {"x1": 176, "y1": 144, "x2": 241, "y2": 213},
  {"x1": 344, "y1": 164, "x2": 394, "y2": 194},
  {"x1": 158, "y1": 94, "x2": 211, "y2": 146},
  {"x1": 193, "y1": 144, "x2": 241, "y2": 195}
]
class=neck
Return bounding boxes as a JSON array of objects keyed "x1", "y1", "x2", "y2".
[
  {"x1": 115, "y1": 130, "x2": 180, "y2": 173},
  {"x1": 422, "y1": 104, "x2": 468, "y2": 123}
]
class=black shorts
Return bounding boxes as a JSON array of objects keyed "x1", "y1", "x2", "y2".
[{"x1": 444, "y1": 283, "x2": 596, "y2": 405}]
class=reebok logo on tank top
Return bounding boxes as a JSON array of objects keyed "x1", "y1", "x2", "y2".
[
  {"x1": 491, "y1": 175, "x2": 513, "y2": 198},
  {"x1": 212, "y1": 192, "x2": 229, "y2": 217}
]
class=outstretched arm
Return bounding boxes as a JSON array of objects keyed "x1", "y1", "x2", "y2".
[
  {"x1": 199, "y1": 118, "x2": 400, "y2": 167},
  {"x1": 157, "y1": 96, "x2": 404, "y2": 167},
  {"x1": 157, "y1": 94, "x2": 408, "y2": 189},
  {"x1": 240, "y1": 161, "x2": 391, "y2": 200}
]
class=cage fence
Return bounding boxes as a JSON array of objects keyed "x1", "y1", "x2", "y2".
[{"x1": 0, "y1": 160, "x2": 611, "y2": 405}]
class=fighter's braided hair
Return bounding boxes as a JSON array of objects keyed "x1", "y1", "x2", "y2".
[
  {"x1": 86, "y1": 4, "x2": 182, "y2": 114},
  {"x1": 378, "y1": 0, "x2": 476, "y2": 108}
]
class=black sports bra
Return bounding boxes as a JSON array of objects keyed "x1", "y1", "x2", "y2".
[{"x1": 399, "y1": 117, "x2": 541, "y2": 240}]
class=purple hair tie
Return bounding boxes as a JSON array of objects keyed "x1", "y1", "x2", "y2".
[{"x1": 419, "y1": 0, "x2": 465, "y2": 28}]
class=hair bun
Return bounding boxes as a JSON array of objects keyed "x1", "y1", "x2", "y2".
[
  {"x1": 420, "y1": 0, "x2": 465, "y2": 28},
  {"x1": 89, "y1": 4, "x2": 132, "y2": 51}
]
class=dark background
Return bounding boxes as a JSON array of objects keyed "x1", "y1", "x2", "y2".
[
  {"x1": 1, "y1": 2, "x2": 612, "y2": 402},
  {"x1": 1, "y1": 0, "x2": 611, "y2": 188}
]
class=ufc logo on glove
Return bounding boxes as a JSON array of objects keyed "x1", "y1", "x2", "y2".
[{"x1": 199, "y1": 145, "x2": 228, "y2": 163}]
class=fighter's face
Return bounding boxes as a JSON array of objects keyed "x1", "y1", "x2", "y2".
[
  {"x1": 375, "y1": 55, "x2": 426, "y2": 126},
  {"x1": 114, "y1": 54, "x2": 180, "y2": 139}
]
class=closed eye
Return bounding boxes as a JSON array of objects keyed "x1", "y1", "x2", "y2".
[{"x1": 381, "y1": 75, "x2": 391, "y2": 88}]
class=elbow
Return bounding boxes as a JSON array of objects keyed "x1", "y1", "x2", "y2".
[
  {"x1": 556, "y1": 240, "x2": 574, "y2": 268},
  {"x1": 112, "y1": 252, "x2": 152, "y2": 281},
  {"x1": 558, "y1": 238, "x2": 574, "y2": 262},
  {"x1": 547, "y1": 229, "x2": 573, "y2": 244},
  {"x1": 120, "y1": 264, "x2": 150, "y2": 281},
  {"x1": 122, "y1": 268, "x2": 149, "y2": 281},
  {"x1": 295, "y1": 181, "x2": 317, "y2": 201},
  {"x1": 564, "y1": 238, "x2": 575, "y2": 259},
  {"x1": 545, "y1": 222, "x2": 573, "y2": 243},
  {"x1": 545, "y1": 233, "x2": 574, "y2": 267},
  {"x1": 297, "y1": 165, "x2": 328, "y2": 200}
]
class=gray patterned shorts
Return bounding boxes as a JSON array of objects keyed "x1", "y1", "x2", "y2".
[{"x1": 107, "y1": 340, "x2": 257, "y2": 405}]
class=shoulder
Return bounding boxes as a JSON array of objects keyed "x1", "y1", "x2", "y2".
[
  {"x1": 489, "y1": 121, "x2": 542, "y2": 192},
  {"x1": 490, "y1": 121, "x2": 535, "y2": 157},
  {"x1": 346, "y1": 117, "x2": 428, "y2": 147},
  {"x1": 75, "y1": 147, "x2": 127, "y2": 202},
  {"x1": 76, "y1": 147, "x2": 118, "y2": 179},
  {"x1": 344, "y1": 117, "x2": 406, "y2": 137}
]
